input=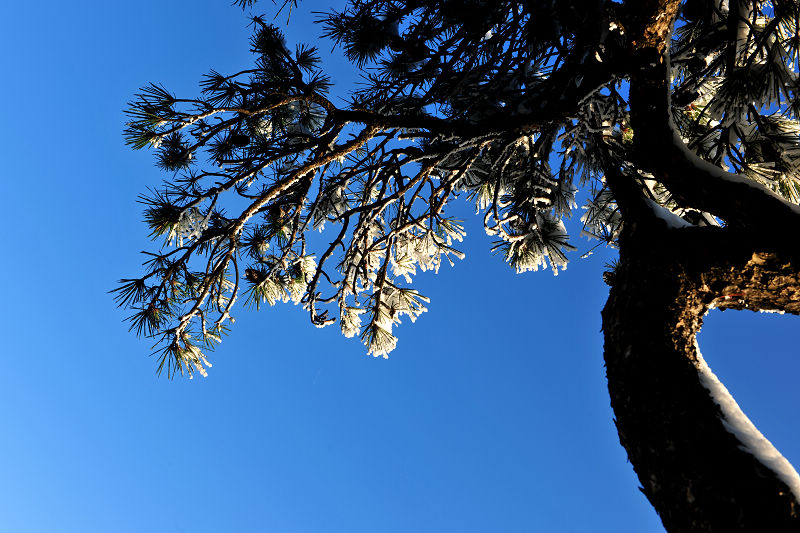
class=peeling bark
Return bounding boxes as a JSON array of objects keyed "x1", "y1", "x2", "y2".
[{"x1": 602, "y1": 220, "x2": 800, "y2": 531}]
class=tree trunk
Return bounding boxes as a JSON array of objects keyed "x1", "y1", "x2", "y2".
[{"x1": 602, "y1": 220, "x2": 800, "y2": 532}]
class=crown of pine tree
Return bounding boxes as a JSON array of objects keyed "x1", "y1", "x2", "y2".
[{"x1": 117, "y1": 0, "x2": 800, "y2": 378}]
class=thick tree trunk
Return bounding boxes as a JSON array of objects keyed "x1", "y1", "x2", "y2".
[{"x1": 602, "y1": 221, "x2": 800, "y2": 532}]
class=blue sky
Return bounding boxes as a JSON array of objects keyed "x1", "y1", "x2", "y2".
[{"x1": 0, "y1": 1, "x2": 797, "y2": 532}]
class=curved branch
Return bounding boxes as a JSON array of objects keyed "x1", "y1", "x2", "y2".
[
  {"x1": 603, "y1": 221, "x2": 800, "y2": 531},
  {"x1": 628, "y1": 46, "x2": 800, "y2": 231}
]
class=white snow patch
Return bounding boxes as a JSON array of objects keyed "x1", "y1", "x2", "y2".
[
  {"x1": 694, "y1": 340, "x2": 800, "y2": 502},
  {"x1": 645, "y1": 199, "x2": 692, "y2": 228}
]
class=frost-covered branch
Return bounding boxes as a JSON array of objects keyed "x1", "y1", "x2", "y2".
[{"x1": 119, "y1": 0, "x2": 800, "y2": 377}]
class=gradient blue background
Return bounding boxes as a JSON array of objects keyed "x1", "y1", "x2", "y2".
[{"x1": 1, "y1": 2, "x2": 797, "y2": 531}]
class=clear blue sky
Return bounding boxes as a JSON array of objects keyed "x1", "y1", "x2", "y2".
[{"x1": 1, "y1": 2, "x2": 797, "y2": 532}]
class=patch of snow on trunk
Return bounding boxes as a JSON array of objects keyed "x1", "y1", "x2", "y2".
[
  {"x1": 644, "y1": 199, "x2": 692, "y2": 228},
  {"x1": 694, "y1": 340, "x2": 800, "y2": 502}
]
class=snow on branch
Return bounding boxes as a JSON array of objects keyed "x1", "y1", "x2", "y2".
[{"x1": 695, "y1": 341, "x2": 800, "y2": 503}]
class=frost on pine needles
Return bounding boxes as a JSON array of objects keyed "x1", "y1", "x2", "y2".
[{"x1": 119, "y1": 0, "x2": 800, "y2": 376}]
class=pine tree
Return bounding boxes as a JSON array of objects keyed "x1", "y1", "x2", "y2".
[{"x1": 116, "y1": 1, "x2": 800, "y2": 529}]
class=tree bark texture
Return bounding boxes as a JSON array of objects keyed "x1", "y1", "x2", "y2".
[{"x1": 602, "y1": 220, "x2": 800, "y2": 532}]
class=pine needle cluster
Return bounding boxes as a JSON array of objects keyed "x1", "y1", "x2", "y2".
[{"x1": 117, "y1": 0, "x2": 800, "y2": 376}]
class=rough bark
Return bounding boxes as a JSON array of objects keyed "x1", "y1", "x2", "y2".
[
  {"x1": 602, "y1": 218, "x2": 800, "y2": 532},
  {"x1": 598, "y1": 3, "x2": 800, "y2": 528}
]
